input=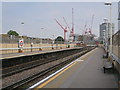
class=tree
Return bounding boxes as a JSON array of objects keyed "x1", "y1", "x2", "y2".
[
  {"x1": 100, "y1": 41, "x2": 103, "y2": 44},
  {"x1": 7, "y1": 30, "x2": 19, "y2": 36},
  {"x1": 54, "y1": 36, "x2": 64, "y2": 44}
]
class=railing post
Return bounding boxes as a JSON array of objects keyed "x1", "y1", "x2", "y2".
[
  {"x1": 31, "y1": 43, "x2": 33, "y2": 52},
  {"x1": 39, "y1": 48, "x2": 42, "y2": 51},
  {"x1": 18, "y1": 48, "x2": 23, "y2": 53}
]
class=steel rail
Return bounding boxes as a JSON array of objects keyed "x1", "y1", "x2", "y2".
[
  {"x1": 2, "y1": 50, "x2": 76, "y2": 77},
  {"x1": 2, "y1": 48, "x2": 94, "y2": 90}
]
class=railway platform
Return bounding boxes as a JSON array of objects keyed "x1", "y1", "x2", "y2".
[
  {"x1": 30, "y1": 47, "x2": 118, "y2": 89},
  {"x1": 0, "y1": 47, "x2": 77, "y2": 60}
]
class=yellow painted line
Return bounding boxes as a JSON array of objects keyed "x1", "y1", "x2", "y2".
[{"x1": 35, "y1": 61, "x2": 77, "y2": 89}]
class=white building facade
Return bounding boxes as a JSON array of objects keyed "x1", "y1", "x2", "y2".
[{"x1": 99, "y1": 21, "x2": 114, "y2": 52}]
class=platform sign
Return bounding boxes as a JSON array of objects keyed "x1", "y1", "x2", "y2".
[{"x1": 19, "y1": 39, "x2": 24, "y2": 48}]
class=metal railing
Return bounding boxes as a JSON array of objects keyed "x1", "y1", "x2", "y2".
[
  {"x1": 0, "y1": 45, "x2": 72, "y2": 54},
  {"x1": 0, "y1": 46, "x2": 69, "y2": 51}
]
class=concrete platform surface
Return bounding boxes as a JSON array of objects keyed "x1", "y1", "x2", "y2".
[{"x1": 36, "y1": 47, "x2": 118, "y2": 88}]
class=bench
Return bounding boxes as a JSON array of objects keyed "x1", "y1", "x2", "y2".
[
  {"x1": 103, "y1": 53, "x2": 108, "y2": 58},
  {"x1": 103, "y1": 60, "x2": 114, "y2": 73}
]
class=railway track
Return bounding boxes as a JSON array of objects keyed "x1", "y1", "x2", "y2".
[
  {"x1": 2, "y1": 48, "x2": 81, "y2": 77},
  {"x1": 2, "y1": 47, "x2": 95, "y2": 89}
]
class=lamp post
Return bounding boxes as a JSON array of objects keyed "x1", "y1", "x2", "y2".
[
  {"x1": 52, "y1": 35, "x2": 54, "y2": 49},
  {"x1": 21, "y1": 22, "x2": 24, "y2": 38},
  {"x1": 104, "y1": 2, "x2": 112, "y2": 56},
  {"x1": 41, "y1": 27, "x2": 47, "y2": 44},
  {"x1": 18, "y1": 22, "x2": 24, "y2": 53},
  {"x1": 40, "y1": 27, "x2": 48, "y2": 49},
  {"x1": 40, "y1": 28, "x2": 43, "y2": 44},
  {"x1": 40, "y1": 28, "x2": 45, "y2": 49}
]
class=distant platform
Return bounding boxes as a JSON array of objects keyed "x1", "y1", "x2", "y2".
[{"x1": 0, "y1": 47, "x2": 81, "y2": 60}]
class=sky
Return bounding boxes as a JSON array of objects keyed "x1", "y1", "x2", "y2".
[{"x1": 2, "y1": 1, "x2": 118, "y2": 39}]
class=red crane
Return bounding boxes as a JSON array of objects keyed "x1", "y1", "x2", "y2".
[
  {"x1": 55, "y1": 19, "x2": 67, "y2": 41},
  {"x1": 63, "y1": 17, "x2": 71, "y2": 32},
  {"x1": 71, "y1": 8, "x2": 74, "y2": 37},
  {"x1": 89, "y1": 14, "x2": 94, "y2": 36},
  {"x1": 84, "y1": 25, "x2": 87, "y2": 35},
  {"x1": 83, "y1": 14, "x2": 94, "y2": 36}
]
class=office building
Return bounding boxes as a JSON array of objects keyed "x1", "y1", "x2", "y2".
[{"x1": 99, "y1": 21, "x2": 114, "y2": 42}]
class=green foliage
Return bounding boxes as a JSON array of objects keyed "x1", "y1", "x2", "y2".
[
  {"x1": 55, "y1": 36, "x2": 64, "y2": 41},
  {"x1": 7, "y1": 30, "x2": 19, "y2": 36},
  {"x1": 100, "y1": 41, "x2": 103, "y2": 44},
  {"x1": 54, "y1": 36, "x2": 64, "y2": 44}
]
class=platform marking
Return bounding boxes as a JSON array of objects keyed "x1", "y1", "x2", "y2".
[{"x1": 76, "y1": 60, "x2": 84, "y2": 62}]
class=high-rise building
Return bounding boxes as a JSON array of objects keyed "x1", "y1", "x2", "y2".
[
  {"x1": 99, "y1": 21, "x2": 114, "y2": 42},
  {"x1": 99, "y1": 20, "x2": 114, "y2": 52},
  {"x1": 99, "y1": 23, "x2": 106, "y2": 42}
]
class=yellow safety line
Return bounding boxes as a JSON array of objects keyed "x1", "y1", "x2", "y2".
[{"x1": 35, "y1": 61, "x2": 77, "y2": 89}]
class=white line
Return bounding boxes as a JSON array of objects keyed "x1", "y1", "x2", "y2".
[{"x1": 76, "y1": 60, "x2": 84, "y2": 61}]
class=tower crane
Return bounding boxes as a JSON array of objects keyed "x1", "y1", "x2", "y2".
[
  {"x1": 63, "y1": 8, "x2": 74, "y2": 42},
  {"x1": 55, "y1": 19, "x2": 67, "y2": 41},
  {"x1": 83, "y1": 22, "x2": 87, "y2": 35},
  {"x1": 71, "y1": 8, "x2": 74, "y2": 37},
  {"x1": 63, "y1": 17, "x2": 71, "y2": 32},
  {"x1": 83, "y1": 14, "x2": 94, "y2": 36},
  {"x1": 89, "y1": 14, "x2": 94, "y2": 36}
]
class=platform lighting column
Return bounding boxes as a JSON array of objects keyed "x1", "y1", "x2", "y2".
[
  {"x1": 52, "y1": 35, "x2": 54, "y2": 49},
  {"x1": 104, "y1": 2, "x2": 112, "y2": 56},
  {"x1": 18, "y1": 22, "x2": 24, "y2": 53},
  {"x1": 21, "y1": 22, "x2": 24, "y2": 38},
  {"x1": 40, "y1": 28, "x2": 44, "y2": 45}
]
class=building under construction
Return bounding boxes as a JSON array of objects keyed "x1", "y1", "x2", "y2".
[{"x1": 73, "y1": 34, "x2": 96, "y2": 46}]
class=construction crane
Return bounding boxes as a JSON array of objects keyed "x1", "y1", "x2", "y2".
[
  {"x1": 63, "y1": 17, "x2": 71, "y2": 32},
  {"x1": 55, "y1": 19, "x2": 67, "y2": 41},
  {"x1": 89, "y1": 14, "x2": 94, "y2": 36},
  {"x1": 84, "y1": 25, "x2": 88, "y2": 35},
  {"x1": 83, "y1": 14, "x2": 94, "y2": 36},
  {"x1": 63, "y1": 8, "x2": 74, "y2": 42},
  {"x1": 83, "y1": 21, "x2": 87, "y2": 35},
  {"x1": 71, "y1": 8, "x2": 74, "y2": 37}
]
